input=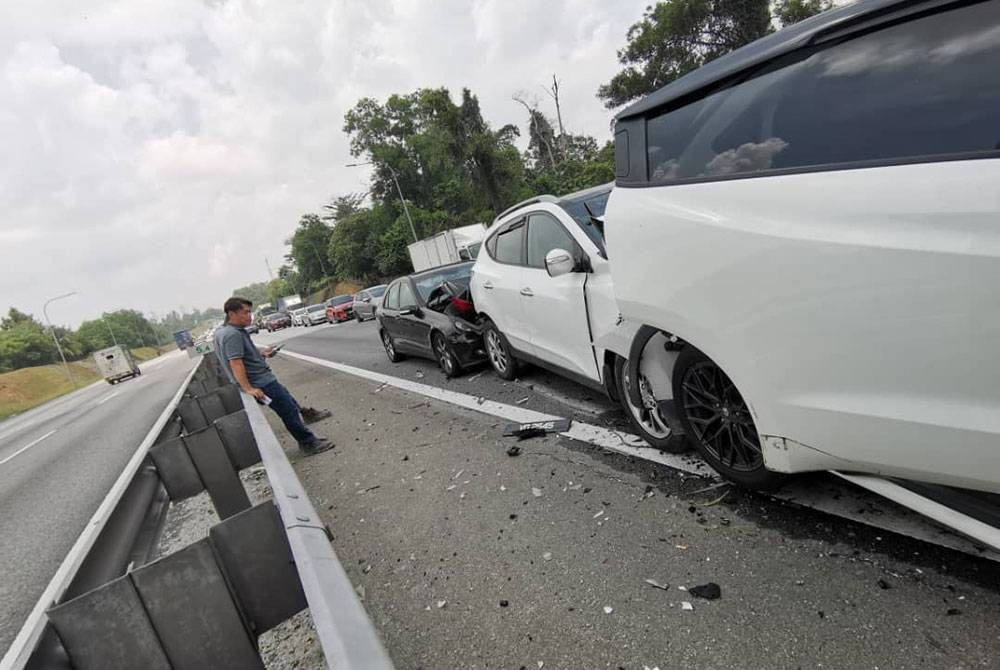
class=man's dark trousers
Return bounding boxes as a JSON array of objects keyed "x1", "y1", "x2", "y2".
[{"x1": 261, "y1": 380, "x2": 317, "y2": 447}]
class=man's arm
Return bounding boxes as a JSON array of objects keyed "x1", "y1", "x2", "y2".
[{"x1": 230, "y1": 358, "x2": 265, "y2": 400}]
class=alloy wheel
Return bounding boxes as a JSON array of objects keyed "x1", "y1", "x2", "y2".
[
  {"x1": 485, "y1": 329, "x2": 507, "y2": 374},
  {"x1": 680, "y1": 361, "x2": 762, "y2": 472},
  {"x1": 622, "y1": 366, "x2": 670, "y2": 439}
]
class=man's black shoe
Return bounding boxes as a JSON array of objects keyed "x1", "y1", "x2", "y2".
[
  {"x1": 301, "y1": 438, "x2": 334, "y2": 455},
  {"x1": 301, "y1": 407, "x2": 332, "y2": 424}
]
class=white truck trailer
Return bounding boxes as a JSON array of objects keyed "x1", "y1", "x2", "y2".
[
  {"x1": 407, "y1": 224, "x2": 487, "y2": 272},
  {"x1": 93, "y1": 345, "x2": 141, "y2": 384}
]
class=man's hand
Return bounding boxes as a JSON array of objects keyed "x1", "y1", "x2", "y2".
[
  {"x1": 262, "y1": 346, "x2": 278, "y2": 358},
  {"x1": 247, "y1": 387, "x2": 265, "y2": 400}
]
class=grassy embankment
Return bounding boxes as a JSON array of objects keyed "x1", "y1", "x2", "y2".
[{"x1": 0, "y1": 346, "x2": 168, "y2": 420}]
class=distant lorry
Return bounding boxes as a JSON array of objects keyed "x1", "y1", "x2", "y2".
[
  {"x1": 407, "y1": 224, "x2": 487, "y2": 272},
  {"x1": 93, "y1": 345, "x2": 141, "y2": 385},
  {"x1": 276, "y1": 294, "x2": 302, "y2": 312},
  {"x1": 173, "y1": 330, "x2": 194, "y2": 350}
]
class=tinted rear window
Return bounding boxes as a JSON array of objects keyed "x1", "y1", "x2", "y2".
[{"x1": 645, "y1": 3, "x2": 1000, "y2": 182}]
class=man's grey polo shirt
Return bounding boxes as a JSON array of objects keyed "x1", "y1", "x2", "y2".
[{"x1": 213, "y1": 324, "x2": 277, "y2": 388}]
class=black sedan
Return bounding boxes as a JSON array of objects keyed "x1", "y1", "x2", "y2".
[{"x1": 376, "y1": 263, "x2": 485, "y2": 377}]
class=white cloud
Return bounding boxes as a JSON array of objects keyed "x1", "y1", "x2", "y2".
[{"x1": 0, "y1": 0, "x2": 645, "y2": 327}]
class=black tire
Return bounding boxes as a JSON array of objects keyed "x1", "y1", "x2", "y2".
[
  {"x1": 356, "y1": 312, "x2": 363, "y2": 323},
  {"x1": 381, "y1": 329, "x2": 404, "y2": 362},
  {"x1": 615, "y1": 357, "x2": 687, "y2": 453},
  {"x1": 482, "y1": 319, "x2": 519, "y2": 381},
  {"x1": 432, "y1": 332, "x2": 459, "y2": 378},
  {"x1": 672, "y1": 347, "x2": 785, "y2": 490}
]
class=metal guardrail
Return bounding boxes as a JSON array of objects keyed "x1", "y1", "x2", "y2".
[{"x1": 1, "y1": 354, "x2": 394, "y2": 670}]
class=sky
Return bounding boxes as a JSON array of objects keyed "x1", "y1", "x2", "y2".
[{"x1": 0, "y1": 0, "x2": 647, "y2": 328}]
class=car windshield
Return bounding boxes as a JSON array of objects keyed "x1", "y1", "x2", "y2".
[
  {"x1": 413, "y1": 264, "x2": 473, "y2": 302},
  {"x1": 307, "y1": 305, "x2": 325, "y2": 313},
  {"x1": 368, "y1": 285, "x2": 387, "y2": 297},
  {"x1": 329, "y1": 295, "x2": 352, "y2": 306},
  {"x1": 558, "y1": 189, "x2": 609, "y2": 251}
]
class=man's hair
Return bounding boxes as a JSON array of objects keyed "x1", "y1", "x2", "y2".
[{"x1": 223, "y1": 297, "x2": 253, "y2": 315}]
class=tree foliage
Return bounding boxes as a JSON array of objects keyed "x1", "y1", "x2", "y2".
[{"x1": 598, "y1": 0, "x2": 832, "y2": 108}]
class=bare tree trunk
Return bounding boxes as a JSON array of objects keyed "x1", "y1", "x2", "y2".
[{"x1": 546, "y1": 75, "x2": 565, "y2": 136}]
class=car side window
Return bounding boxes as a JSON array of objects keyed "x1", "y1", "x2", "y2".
[
  {"x1": 492, "y1": 220, "x2": 525, "y2": 265},
  {"x1": 526, "y1": 213, "x2": 578, "y2": 269},
  {"x1": 397, "y1": 281, "x2": 417, "y2": 309},
  {"x1": 384, "y1": 283, "x2": 400, "y2": 310},
  {"x1": 645, "y1": 2, "x2": 1000, "y2": 183}
]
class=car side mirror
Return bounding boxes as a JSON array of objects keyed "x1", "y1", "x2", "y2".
[
  {"x1": 545, "y1": 248, "x2": 576, "y2": 277},
  {"x1": 363, "y1": 297, "x2": 371, "y2": 303}
]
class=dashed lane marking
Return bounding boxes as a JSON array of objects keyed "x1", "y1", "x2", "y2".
[{"x1": 0, "y1": 430, "x2": 57, "y2": 466}]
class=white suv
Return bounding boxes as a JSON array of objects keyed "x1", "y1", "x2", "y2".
[
  {"x1": 471, "y1": 184, "x2": 681, "y2": 450},
  {"x1": 606, "y1": 0, "x2": 1000, "y2": 492}
]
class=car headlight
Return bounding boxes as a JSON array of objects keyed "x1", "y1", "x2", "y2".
[{"x1": 453, "y1": 320, "x2": 475, "y2": 333}]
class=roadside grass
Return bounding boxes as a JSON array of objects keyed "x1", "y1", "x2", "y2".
[{"x1": 0, "y1": 346, "x2": 169, "y2": 420}]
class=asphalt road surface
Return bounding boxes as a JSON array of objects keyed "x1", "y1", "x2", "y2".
[
  {"x1": 0, "y1": 350, "x2": 196, "y2": 656},
  {"x1": 259, "y1": 346, "x2": 1000, "y2": 669}
]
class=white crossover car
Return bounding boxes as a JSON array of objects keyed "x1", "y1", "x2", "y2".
[
  {"x1": 471, "y1": 184, "x2": 682, "y2": 450},
  {"x1": 606, "y1": 0, "x2": 1000, "y2": 493}
]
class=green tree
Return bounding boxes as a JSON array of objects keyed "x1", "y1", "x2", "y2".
[
  {"x1": 344, "y1": 87, "x2": 527, "y2": 224},
  {"x1": 230, "y1": 281, "x2": 270, "y2": 306},
  {"x1": 287, "y1": 214, "x2": 333, "y2": 288},
  {"x1": 598, "y1": 0, "x2": 831, "y2": 109},
  {"x1": 0, "y1": 308, "x2": 57, "y2": 371}
]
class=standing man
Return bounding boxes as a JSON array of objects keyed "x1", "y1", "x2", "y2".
[{"x1": 214, "y1": 297, "x2": 333, "y2": 455}]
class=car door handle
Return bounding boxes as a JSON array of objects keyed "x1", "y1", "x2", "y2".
[
  {"x1": 520, "y1": 287, "x2": 534, "y2": 297},
  {"x1": 482, "y1": 281, "x2": 494, "y2": 290}
]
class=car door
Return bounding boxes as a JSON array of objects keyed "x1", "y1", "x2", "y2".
[
  {"x1": 380, "y1": 282, "x2": 402, "y2": 339},
  {"x1": 356, "y1": 291, "x2": 371, "y2": 318},
  {"x1": 475, "y1": 219, "x2": 530, "y2": 352},
  {"x1": 396, "y1": 279, "x2": 432, "y2": 354},
  {"x1": 520, "y1": 211, "x2": 601, "y2": 381}
]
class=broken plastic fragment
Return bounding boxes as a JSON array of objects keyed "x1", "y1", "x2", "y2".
[
  {"x1": 507, "y1": 445, "x2": 522, "y2": 457},
  {"x1": 436, "y1": 600, "x2": 446, "y2": 609},
  {"x1": 644, "y1": 578, "x2": 670, "y2": 591},
  {"x1": 532, "y1": 487, "x2": 543, "y2": 497},
  {"x1": 603, "y1": 606, "x2": 614, "y2": 614},
  {"x1": 681, "y1": 601, "x2": 694, "y2": 611},
  {"x1": 689, "y1": 583, "x2": 721, "y2": 600},
  {"x1": 593, "y1": 510, "x2": 605, "y2": 519},
  {"x1": 516, "y1": 397, "x2": 529, "y2": 404},
  {"x1": 542, "y1": 552, "x2": 553, "y2": 561}
]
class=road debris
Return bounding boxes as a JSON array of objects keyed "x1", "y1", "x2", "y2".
[
  {"x1": 506, "y1": 445, "x2": 522, "y2": 457},
  {"x1": 436, "y1": 600, "x2": 446, "y2": 609},
  {"x1": 689, "y1": 582, "x2": 721, "y2": 600},
  {"x1": 603, "y1": 606, "x2": 614, "y2": 615},
  {"x1": 516, "y1": 397, "x2": 530, "y2": 404},
  {"x1": 500, "y1": 599, "x2": 509, "y2": 607},
  {"x1": 373, "y1": 382, "x2": 388, "y2": 393},
  {"x1": 415, "y1": 371, "x2": 425, "y2": 379},
  {"x1": 593, "y1": 510, "x2": 605, "y2": 519},
  {"x1": 681, "y1": 601, "x2": 694, "y2": 611},
  {"x1": 542, "y1": 552, "x2": 553, "y2": 561},
  {"x1": 503, "y1": 419, "x2": 572, "y2": 439},
  {"x1": 356, "y1": 485, "x2": 381, "y2": 495},
  {"x1": 877, "y1": 578, "x2": 892, "y2": 590},
  {"x1": 532, "y1": 487, "x2": 543, "y2": 497},
  {"x1": 644, "y1": 578, "x2": 670, "y2": 591},
  {"x1": 693, "y1": 491, "x2": 730, "y2": 507}
]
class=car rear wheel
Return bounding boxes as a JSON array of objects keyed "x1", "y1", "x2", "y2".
[
  {"x1": 356, "y1": 312, "x2": 363, "y2": 323},
  {"x1": 432, "y1": 332, "x2": 458, "y2": 378},
  {"x1": 382, "y1": 330, "x2": 404, "y2": 362},
  {"x1": 615, "y1": 357, "x2": 687, "y2": 453},
  {"x1": 483, "y1": 320, "x2": 518, "y2": 380},
  {"x1": 672, "y1": 348, "x2": 785, "y2": 490}
]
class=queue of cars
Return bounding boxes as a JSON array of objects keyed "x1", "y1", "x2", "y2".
[{"x1": 364, "y1": 0, "x2": 1000, "y2": 501}]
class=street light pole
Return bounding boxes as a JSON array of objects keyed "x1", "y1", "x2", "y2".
[
  {"x1": 346, "y1": 161, "x2": 419, "y2": 243},
  {"x1": 102, "y1": 317, "x2": 120, "y2": 348},
  {"x1": 307, "y1": 241, "x2": 329, "y2": 276},
  {"x1": 42, "y1": 292, "x2": 78, "y2": 389}
]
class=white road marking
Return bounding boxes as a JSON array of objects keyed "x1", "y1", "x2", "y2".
[
  {"x1": 96, "y1": 391, "x2": 120, "y2": 406},
  {"x1": 0, "y1": 430, "x2": 57, "y2": 466},
  {"x1": 282, "y1": 350, "x2": 714, "y2": 477},
  {"x1": 283, "y1": 349, "x2": 1000, "y2": 561}
]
